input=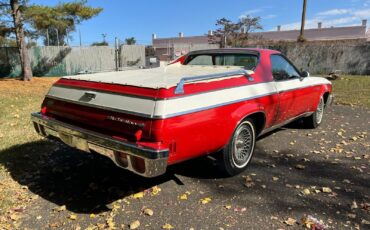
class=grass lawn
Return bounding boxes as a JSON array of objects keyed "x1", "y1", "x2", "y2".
[
  {"x1": 331, "y1": 75, "x2": 370, "y2": 108},
  {"x1": 0, "y1": 77, "x2": 59, "y2": 217},
  {"x1": 0, "y1": 75, "x2": 369, "y2": 219}
]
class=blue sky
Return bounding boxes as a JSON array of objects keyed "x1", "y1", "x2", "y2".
[{"x1": 32, "y1": 0, "x2": 370, "y2": 46}]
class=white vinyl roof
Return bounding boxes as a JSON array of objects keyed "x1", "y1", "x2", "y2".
[{"x1": 63, "y1": 63, "x2": 252, "y2": 89}]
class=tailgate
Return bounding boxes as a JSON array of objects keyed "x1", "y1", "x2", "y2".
[{"x1": 42, "y1": 79, "x2": 158, "y2": 141}]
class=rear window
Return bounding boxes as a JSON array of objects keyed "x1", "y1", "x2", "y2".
[{"x1": 184, "y1": 53, "x2": 258, "y2": 70}]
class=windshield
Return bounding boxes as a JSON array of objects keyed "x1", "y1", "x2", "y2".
[{"x1": 183, "y1": 53, "x2": 258, "y2": 70}]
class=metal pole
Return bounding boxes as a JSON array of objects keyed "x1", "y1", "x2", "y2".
[
  {"x1": 79, "y1": 30, "x2": 82, "y2": 47},
  {"x1": 115, "y1": 37, "x2": 119, "y2": 71}
]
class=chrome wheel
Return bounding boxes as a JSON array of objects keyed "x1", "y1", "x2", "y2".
[
  {"x1": 231, "y1": 121, "x2": 255, "y2": 168},
  {"x1": 316, "y1": 97, "x2": 324, "y2": 124}
]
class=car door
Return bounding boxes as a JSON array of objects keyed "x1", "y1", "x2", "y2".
[{"x1": 270, "y1": 54, "x2": 310, "y2": 124}]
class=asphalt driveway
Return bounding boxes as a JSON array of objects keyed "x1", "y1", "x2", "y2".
[{"x1": 1, "y1": 105, "x2": 369, "y2": 229}]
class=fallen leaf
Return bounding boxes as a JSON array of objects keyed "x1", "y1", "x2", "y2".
[
  {"x1": 361, "y1": 219, "x2": 370, "y2": 225},
  {"x1": 162, "y1": 223, "x2": 174, "y2": 229},
  {"x1": 302, "y1": 188, "x2": 311, "y2": 195},
  {"x1": 132, "y1": 192, "x2": 144, "y2": 199},
  {"x1": 301, "y1": 215, "x2": 327, "y2": 229},
  {"x1": 234, "y1": 207, "x2": 247, "y2": 212},
  {"x1": 129, "y1": 220, "x2": 140, "y2": 229},
  {"x1": 244, "y1": 175, "x2": 253, "y2": 182},
  {"x1": 106, "y1": 217, "x2": 115, "y2": 229},
  {"x1": 271, "y1": 216, "x2": 278, "y2": 220},
  {"x1": 54, "y1": 205, "x2": 66, "y2": 212},
  {"x1": 151, "y1": 186, "x2": 161, "y2": 196},
  {"x1": 347, "y1": 213, "x2": 356, "y2": 219},
  {"x1": 179, "y1": 191, "x2": 190, "y2": 200},
  {"x1": 351, "y1": 200, "x2": 358, "y2": 209},
  {"x1": 10, "y1": 214, "x2": 19, "y2": 221},
  {"x1": 284, "y1": 217, "x2": 296, "y2": 226},
  {"x1": 199, "y1": 197, "x2": 212, "y2": 204},
  {"x1": 224, "y1": 205, "x2": 232, "y2": 209},
  {"x1": 68, "y1": 214, "x2": 77, "y2": 220},
  {"x1": 322, "y1": 187, "x2": 332, "y2": 193},
  {"x1": 143, "y1": 208, "x2": 154, "y2": 216},
  {"x1": 295, "y1": 164, "x2": 305, "y2": 170},
  {"x1": 49, "y1": 222, "x2": 61, "y2": 228}
]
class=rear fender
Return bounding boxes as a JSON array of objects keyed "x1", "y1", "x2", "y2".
[{"x1": 229, "y1": 103, "x2": 266, "y2": 136}]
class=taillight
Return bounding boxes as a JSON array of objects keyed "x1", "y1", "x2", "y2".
[
  {"x1": 135, "y1": 130, "x2": 143, "y2": 141},
  {"x1": 41, "y1": 106, "x2": 47, "y2": 115}
]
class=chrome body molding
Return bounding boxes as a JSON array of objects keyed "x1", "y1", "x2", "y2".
[
  {"x1": 259, "y1": 112, "x2": 314, "y2": 136},
  {"x1": 174, "y1": 69, "x2": 251, "y2": 94},
  {"x1": 31, "y1": 112, "x2": 168, "y2": 177}
]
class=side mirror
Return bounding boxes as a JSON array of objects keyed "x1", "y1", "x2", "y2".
[{"x1": 301, "y1": 71, "x2": 310, "y2": 78}]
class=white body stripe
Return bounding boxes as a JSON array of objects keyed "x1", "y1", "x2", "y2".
[
  {"x1": 154, "y1": 82, "x2": 277, "y2": 118},
  {"x1": 48, "y1": 76, "x2": 331, "y2": 119},
  {"x1": 275, "y1": 77, "x2": 326, "y2": 93},
  {"x1": 48, "y1": 86, "x2": 156, "y2": 117}
]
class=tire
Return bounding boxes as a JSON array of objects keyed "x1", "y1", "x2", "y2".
[
  {"x1": 219, "y1": 118, "x2": 256, "y2": 176},
  {"x1": 305, "y1": 96, "x2": 325, "y2": 128}
]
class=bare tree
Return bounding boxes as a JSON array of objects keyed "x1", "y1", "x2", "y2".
[
  {"x1": 298, "y1": 0, "x2": 307, "y2": 42},
  {"x1": 209, "y1": 16, "x2": 262, "y2": 48}
]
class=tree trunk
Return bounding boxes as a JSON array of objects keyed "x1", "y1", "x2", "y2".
[
  {"x1": 10, "y1": 0, "x2": 33, "y2": 81},
  {"x1": 298, "y1": 0, "x2": 307, "y2": 42}
]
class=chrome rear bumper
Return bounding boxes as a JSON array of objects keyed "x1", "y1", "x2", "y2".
[{"x1": 31, "y1": 112, "x2": 168, "y2": 177}]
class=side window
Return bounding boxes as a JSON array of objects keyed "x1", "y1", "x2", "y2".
[
  {"x1": 186, "y1": 55, "x2": 213, "y2": 65},
  {"x1": 270, "y1": 55, "x2": 300, "y2": 81}
]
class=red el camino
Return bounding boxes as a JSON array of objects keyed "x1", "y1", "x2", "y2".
[{"x1": 31, "y1": 48, "x2": 333, "y2": 177}]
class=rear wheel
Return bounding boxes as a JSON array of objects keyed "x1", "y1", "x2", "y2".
[
  {"x1": 305, "y1": 96, "x2": 325, "y2": 128},
  {"x1": 219, "y1": 119, "x2": 256, "y2": 176}
]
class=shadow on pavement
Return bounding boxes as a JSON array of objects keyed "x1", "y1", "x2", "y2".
[
  {"x1": 0, "y1": 140, "x2": 176, "y2": 213},
  {"x1": 0, "y1": 114, "x2": 368, "y2": 224}
]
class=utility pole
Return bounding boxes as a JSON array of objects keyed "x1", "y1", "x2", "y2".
[
  {"x1": 115, "y1": 37, "x2": 119, "y2": 71},
  {"x1": 79, "y1": 30, "x2": 82, "y2": 47},
  {"x1": 298, "y1": 0, "x2": 307, "y2": 42}
]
